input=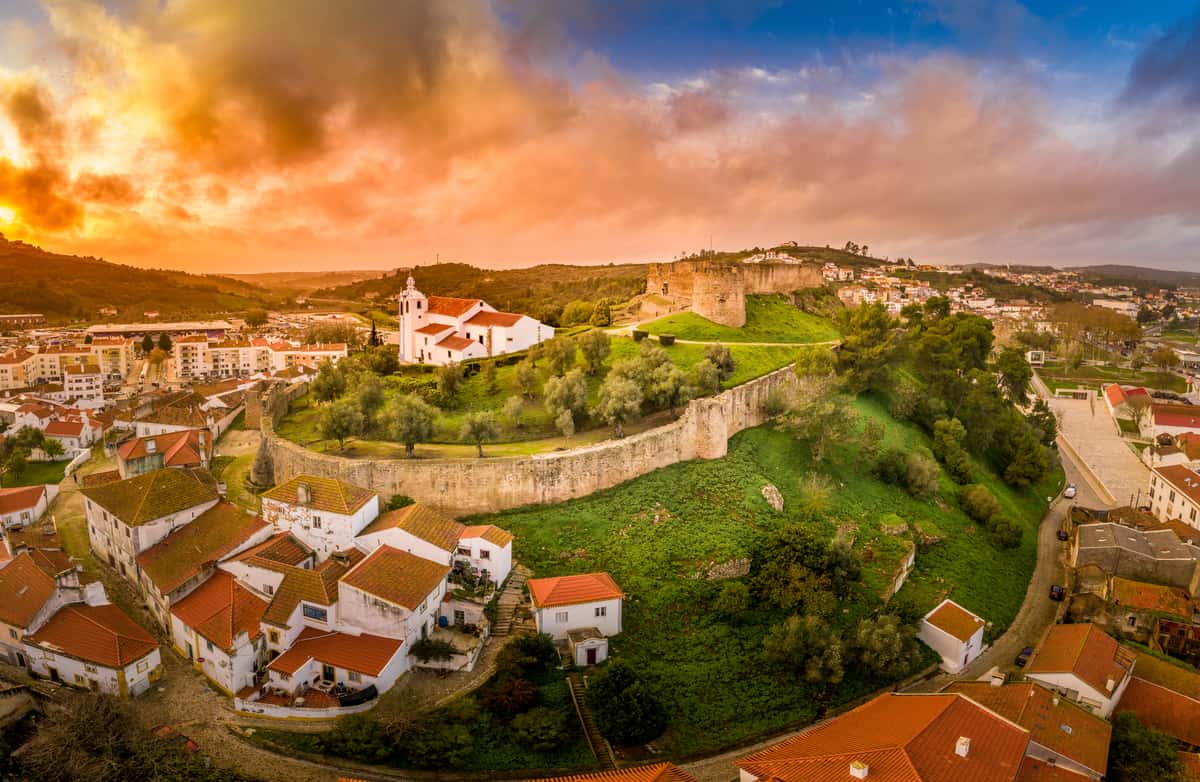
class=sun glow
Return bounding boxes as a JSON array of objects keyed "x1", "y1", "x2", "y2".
[{"x1": 0, "y1": 205, "x2": 15, "y2": 223}]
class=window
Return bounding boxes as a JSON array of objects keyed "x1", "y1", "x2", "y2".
[
  {"x1": 348, "y1": 671, "x2": 362, "y2": 683},
  {"x1": 20, "y1": 511, "x2": 29, "y2": 522},
  {"x1": 555, "y1": 611, "x2": 569, "y2": 623},
  {"x1": 312, "y1": 516, "x2": 322, "y2": 529},
  {"x1": 1171, "y1": 490, "x2": 1177, "y2": 502},
  {"x1": 74, "y1": 673, "x2": 86, "y2": 685},
  {"x1": 418, "y1": 600, "x2": 427, "y2": 614},
  {"x1": 84, "y1": 663, "x2": 98, "y2": 673},
  {"x1": 268, "y1": 630, "x2": 280, "y2": 644},
  {"x1": 1128, "y1": 615, "x2": 1138, "y2": 627},
  {"x1": 457, "y1": 547, "x2": 471, "y2": 557},
  {"x1": 7, "y1": 629, "x2": 16, "y2": 640},
  {"x1": 264, "y1": 584, "x2": 274, "y2": 595},
  {"x1": 206, "y1": 640, "x2": 214, "y2": 653},
  {"x1": 595, "y1": 606, "x2": 607, "y2": 618},
  {"x1": 137, "y1": 660, "x2": 150, "y2": 673},
  {"x1": 479, "y1": 549, "x2": 490, "y2": 560},
  {"x1": 42, "y1": 651, "x2": 55, "y2": 661},
  {"x1": 303, "y1": 604, "x2": 328, "y2": 622}
]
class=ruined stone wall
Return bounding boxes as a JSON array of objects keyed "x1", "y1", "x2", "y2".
[
  {"x1": 644, "y1": 259, "x2": 820, "y2": 327},
  {"x1": 262, "y1": 364, "x2": 796, "y2": 517},
  {"x1": 742, "y1": 262, "x2": 823, "y2": 294},
  {"x1": 692, "y1": 264, "x2": 746, "y2": 327}
]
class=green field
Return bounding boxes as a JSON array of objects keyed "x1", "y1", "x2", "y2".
[
  {"x1": 1, "y1": 459, "x2": 67, "y2": 488},
  {"x1": 641, "y1": 295, "x2": 841, "y2": 343},
  {"x1": 275, "y1": 336, "x2": 802, "y2": 457},
  {"x1": 466, "y1": 397, "x2": 1059, "y2": 757},
  {"x1": 1037, "y1": 360, "x2": 1187, "y2": 394},
  {"x1": 1162, "y1": 329, "x2": 1200, "y2": 345}
]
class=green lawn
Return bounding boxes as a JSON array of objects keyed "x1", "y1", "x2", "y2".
[
  {"x1": 1162, "y1": 329, "x2": 1200, "y2": 345},
  {"x1": 641, "y1": 295, "x2": 841, "y2": 343},
  {"x1": 275, "y1": 335, "x2": 803, "y2": 456},
  {"x1": 1037, "y1": 361, "x2": 1187, "y2": 394},
  {"x1": 2, "y1": 459, "x2": 67, "y2": 488},
  {"x1": 464, "y1": 397, "x2": 1059, "y2": 758}
]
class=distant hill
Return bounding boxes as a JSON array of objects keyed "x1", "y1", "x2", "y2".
[
  {"x1": 312, "y1": 262, "x2": 648, "y2": 323},
  {"x1": 226, "y1": 270, "x2": 385, "y2": 295},
  {"x1": 0, "y1": 234, "x2": 274, "y2": 324},
  {"x1": 1074, "y1": 264, "x2": 1200, "y2": 289}
]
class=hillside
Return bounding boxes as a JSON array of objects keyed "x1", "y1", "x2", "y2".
[
  {"x1": 0, "y1": 235, "x2": 274, "y2": 323},
  {"x1": 311, "y1": 262, "x2": 648, "y2": 322},
  {"x1": 226, "y1": 270, "x2": 385, "y2": 295},
  {"x1": 1075, "y1": 264, "x2": 1200, "y2": 290}
]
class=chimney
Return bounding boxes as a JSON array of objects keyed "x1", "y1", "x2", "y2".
[
  {"x1": 989, "y1": 671, "x2": 1005, "y2": 687},
  {"x1": 955, "y1": 737, "x2": 970, "y2": 758},
  {"x1": 849, "y1": 760, "x2": 869, "y2": 779},
  {"x1": 297, "y1": 482, "x2": 312, "y2": 505}
]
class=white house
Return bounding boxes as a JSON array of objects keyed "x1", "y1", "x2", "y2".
[
  {"x1": 81, "y1": 467, "x2": 221, "y2": 583},
  {"x1": 1026, "y1": 623, "x2": 1136, "y2": 717},
  {"x1": 396, "y1": 276, "x2": 550, "y2": 366},
  {"x1": 23, "y1": 603, "x2": 162, "y2": 697},
  {"x1": 354, "y1": 502, "x2": 462, "y2": 566},
  {"x1": 1151, "y1": 405, "x2": 1200, "y2": 440},
  {"x1": 0, "y1": 551, "x2": 88, "y2": 668},
  {"x1": 170, "y1": 570, "x2": 268, "y2": 695},
  {"x1": 62, "y1": 363, "x2": 103, "y2": 403},
  {"x1": 1149, "y1": 465, "x2": 1200, "y2": 529},
  {"x1": 456, "y1": 524, "x2": 514, "y2": 588},
  {"x1": 0, "y1": 485, "x2": 56, "y2": 530},
  {"x1": 917, "y1": 599, "x2": 986, "y2": 674},
  {"x1": 264, "y1": 626, "x2": 406, "y2": 696},
  {"x1": 528, "y1": 572, "x2": 624, "y2": 666},
  {"x1": 337, "y1": 545, "x2": 449, "y2": 648},
  {"x1": 260, "y1": 476, "x2": 379, "y2": 562}
]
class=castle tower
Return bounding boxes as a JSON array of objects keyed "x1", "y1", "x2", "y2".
[{"x1": 397, "y1": 275, "x2": 428, "y2": 363}]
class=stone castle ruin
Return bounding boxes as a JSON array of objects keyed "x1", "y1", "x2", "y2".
[{"x1": 644, "y1": 259, "x2": 823, "y2": 327}]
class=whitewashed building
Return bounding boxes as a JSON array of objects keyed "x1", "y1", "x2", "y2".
[
  {"x1": 1025, "y1": 623, "x2": 1135, "y2": 717},
  {"x1": 170, "y1": 570, "x2": 268, "y2": 695},
  {"x1": 528, "y1": 572, "x2": 624, "y2": 666},
  {"x1": 0, "y1": 485, "x2": 56, "y2": 529},
  {"x1": 260, "y1": 476, "x2": 380, "y2": 562},
  {"x1": 23, "y1": 603, "x2": 161, "y2": 697},
  {"x1": 917, "y1": 599, "x2": 986, "y2": 674}
]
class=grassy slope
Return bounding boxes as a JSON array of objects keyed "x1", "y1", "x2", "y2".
[
  {"x1": 1037, "y1": 360, "x2": 1187, "y2": 394},
  {"x1": 641, "y1": 295, "x2": 841, "y2": 343},
  {"x1": 1, "y1": 460, "x2": 67, "y2": 488},
  {"x1": 466, "y1": 396, "x2": 1060, "y2": 757},
  {"x1": 275, "y1": 336, "x2": 801, "y2": 457}
]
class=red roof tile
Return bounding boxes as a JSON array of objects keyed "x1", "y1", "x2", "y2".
[
  {"x1": 529, "y1": 572, "x2": 624, "y2": 608},
  {"x1": 1027, "y1": 623, "x2": 1133, "y2": 697},
  {"x1": 426, "y1": 296, "x2": 480, "y2": 317},
  {"x1": 117, "y1": 428, "x2": 211, "y2": 467},
  {"x1": 924, "y1": 600, "x2": 985, "y2": 643},
  {"x1": 340, "y1": 545, "x2": 448, "y2": 610},
  {"x1": 1116, "y1": 676, "x2": 1200, "y2": 747},
  {"x1": 26, "y1": 604, "x2": 158, "y2": 668},
  {"x1": 459, "y1": 524, "x2": 515, "y2": 547},
  {"x1": 267, "y1": 627, "x2": 402, "y2": 676},
  {"x1": 136, "y1": 501, "x2": 267, "y2": 593},
  {"x1": 1015, "y1": 758, "x2": 1086, "y2": 782},
  {"x1": 535, "y1": 763, "x2": 697, "y2": 782},
  {"x1": 436, "y1": 335, "x2": 478, "y2": 352},
  {"x1": 44, "y1": 420, "x2": 84, "y2": 437},
  {"x1": 0, "y1": 485, "x2": 46, "y2": 515},
  {"x1": 171, "y1": 571, "x2": 267, "y2": 650},
  {"x1": 1156, "y1": 465, "x2": 1200, "y2": 508},
  {"x1": 466, "y1": 310, "x2": 524, "y2": 328},
  {"x1": 0, "y1": 552, "x2": 56, "y2": 627},
  {"x1": 414, "y1": 323, "x2": 453, "y2": 335}
]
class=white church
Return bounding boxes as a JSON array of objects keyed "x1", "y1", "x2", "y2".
[{"x1": 396, "y1": 276, "x2": 551, "y2": 365}]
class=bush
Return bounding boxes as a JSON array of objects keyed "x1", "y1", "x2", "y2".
[
  {"x1": 385, "y1": 494, "x2": 415, "y2": 511},
  {"x1": 903, "y1": 452, "x2": 940, "y2": 499},
  {"x1": 659, "y1": 334, "x2": 676, "y2": 347},
  {"x1": 411, "y1": 638, "x2": 456, "y2": 663},
  {"x1": 511, "y1": 706, "x2": 570, "y2": 752},
  {"x1": 873, "y1": 447, "x2": 908, "y2": 485},
  {"x1": 713, "y1": 581, "x2": 750, "y2": 619},
  {"x1": 632, "y1": 329, "x2": 648, "y2": 342},
  {"x1": 762, "y1": 386, "x2": 792, "y2": 417},
  {"x1": 483, "y1": 676, "x2": 540, "y2": 716},
  {"x1": 497, "y1": 632, "x2": 560, "y2": 677},
  {"x1": 318, "y1": 714, "x2": 394, "y2": 762},
  {"x1": 960, "y1": 484, "x2": 1001, "y2": 524},
  {"x1": 586, "y1": 661, "x2": 667, "y2": 746},
  {"x1": 988, "y1": 516, "x2": 1023, "y2": 549},
  {"x1": 400, "y1": 722, "x2": 473, "y2": 769}
]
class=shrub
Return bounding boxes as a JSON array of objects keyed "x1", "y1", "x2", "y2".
[
  {"x1": 511, "y1": 706, "x2": 570, "y2": 752},
  {"x1": 587, "y1": 661, "x2": 667, "y2": 746},
  {"x1": 988, "y1": 516, "x2": 1023, "y2": 549},
  {"x1": 632, "y1": 329, "x2": 648, "y2": 342},
  {"x1": 874, "y1": 447, "x2": 908, "y2": 485},
  {"x1": 483, "y1": 676, "x2": 539, "y2": 716},
  {"x1": 903, "y1": 452, "x2": 940, "y2": 499},
  {"x1": 960, "y1": 484, "x2": 1001, "y2": 524},
  {"x1": 385, "y1": 494, "x2": 415, "y2": 511},
  {"x1": 499, "y1": 632, "x2": 560, "y2": 677},
  {"x1": 411, "y1": 638, "x2": 456, "y2": 663},
  {"x1": 659, "y1": 334, "x2": 676, "y2": 346},
  {"x1": 796, "y1": 473, "x2": 834, "y2": 516},
  {"x1": 713, "y1": 581, "x2": 750, "y2": 619},
  {"x1": 400, "y1": 722, "x2": 473, "y2": 768},
  {"x1": 318, "y1": 714, "x2": 394, "y2": 762},
  {"x1": 762, "y1": 386, "x2": 793, "y2": 417}
]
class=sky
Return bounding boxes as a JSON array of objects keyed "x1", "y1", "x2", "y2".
[{"x1": 2, "y1": 2, "x2": 1200, "y2": 273}]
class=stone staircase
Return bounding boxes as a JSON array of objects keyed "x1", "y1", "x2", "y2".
[
  {"x1": 568, "y1": 672, "x2": 617, "y2": 771},
  {"x1": 491, "y1": 564, "x2": 531, "y2": 637}
]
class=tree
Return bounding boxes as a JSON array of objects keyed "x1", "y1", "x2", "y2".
[
  {"x1": 436, "y1": 362, "x2": 463, "y2": 405},
  {"x1": 561, "y1": 300, "x2": 594, "y2": 327},
  {"x1": 1137, "y1": 304, "x2": 1157, "y2": 325},
  {"x1": 586, "y1": 661, "x2": 667, "y2": 746},
  {"x1": 146, "y1": 347, "x2": 168, "y2": 378},
  {"x1": 157, "y1": 332, "x2": 172, "y2": 351},
  {"x1": 351, "y1": 372, "x2": 385, "y2": 427},
  {"x1": 691, "y1": 358, "x2": 721, "y2": 396},
  {"x1": 704, "y1": 343, "x2": 735, "y2": 380},
  {"x1": 646, "y1": 362, "x2": 692, "y2": 416},
  {"x1": 960, "y1": 484, "x2": 1001, "y2": 524},
  {"x1": 1000, "y1": 425, "x2": 1052, "y2": 487},
  {"x1": 932, "y1": 418, "x2": 972, "y2": 483},
  {"x1": 503, "y1": 395, "x2": 524, "y2": 430},
  {"x1": 368, "y1": 319, "x2": 380, "y2": 347},
  {"x1": 750, "y1": 527, "x2": 861, "y2": 610},
  {"x1": 512, "y1": 707, "x2": 570, "y2": 752},
  {"x1": 384, "y1": 394, "x2": 438, "y2": 458},
  {"x1": 555, "y1": 408, "x2": 575, "y2": 437},
  {"x1": 579, "y1": 329, "x2": 611, "y2": 375},
  {"x1": 595, "y1": 375, "x2": 642, "y2": 437},
  {"x1": 514, "y1": 358, "x2": 538, "y2": 398},
  {"x1": 994, "y1": 347, "x2": 1032, "y2": 406},
  {"x1": 1152, "y1": 345, "x2": 1181, "y2": 370},
  {"x1": 140, "y1": 333, "x2": 154, "y2": 354},
  {"x1": 793, "y1": 345, "x2": 836, "y2": 378},
  {"x1": 1, "y1": 450, "x2": 26, "y2": 486},
  {"x1": 544, "y1": 369, "x2": 589, "y2": 428},
  {"x1": 543, "y1": 336, "x2": 576, "y2": 377},
  {"x1": 852, "y1": 614, "x2": 921, "y2": 678},
  {"x1": 311, "y1": 360, "x2": 346, "y2": 403},
  {"x1": 460, "y1": 411, "x2": 499, "y2": 457},
  {"x1": 42, "y1": 438, "x2": 65, "y2": 461},
  {"x1": 1108, "y1": 712, "x2": 1187, "y2": 782},
  {"x1": 589, "y1": 299, "x2": 612, "y2": 327},
  {"x1": 780, "y1": 375, "x2": 855, "y2": 462},
  {"x1": 1027, "y1": 398, "x2": 1058, "y2": 446},
  {"x1": 836, "y1": 303, "x2": 901, "y2": 393},
  {"x1": 713, "y1": 581, "x2": 750, "y2": 619},
  {"x1": 319, "y1": 398, "x2": 364, "y2": 450},
  {"x1": 762, "y1": 614, "x2": 845, "y2": 684},
  {"x1": 1128, "y1": 395, "x2": 1154, "y2": 434},
  {"x1": 902, "y1": 453, "x2": 940, "y2": 498},
  {"x1": 244, "y1": 308, "x2": 268, "y2": 328},
  {"x1": 481, "y1": 359, "x2": 498, "y2": 393}
]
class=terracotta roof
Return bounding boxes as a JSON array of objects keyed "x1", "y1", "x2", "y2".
[
  {"x1": 529, "y1": 572, "x2": 624, "y2": 608},
  {"x1": 258, "y1": 550, "x2": 364, "y2": 627},
  {"x1": 466, "y1": 310, "x2": 524, "y2": 328},
  {"x1": 944, "y1": 682, "x2": 1110, "y2": 775},
  {"x1": 436, "y1": 335, "x2": 477, "y2": 352},
  {"x1": 1180, "y1": 432, "x2": 1200, "y2": 461},
  {"x1": 1014, "y1": 758, "x2": 1087, "y2": 782},
  {"x1": 1105, "y1": 384, "x2": 1127, "y2": 407},
  {"x1": 80, "y1": 469, "x2": 121, "y2": 488},
  {"x1": 0, "y1": 485, "x2": 46, "y2": 514},
  {"x1": 358, "y1": 503, "x2": 463, "y2": 551},
  {"x1": 1155, "y1": 465, "x2": 1200, "y2": 508},
  {"x1": 533, "y1": 763, "x2": 697, "y2": 782},
  {"x1": 26, "y1": 604, "x2": 157, "y2": 668},
  {"x1": 117, "y1": 428, "x2": 211, "y2": 467},
  {"x1": 0, "y1": 349, "x2": 33, "y2": 365},
  {"x1": 459, "y1": 524, "x2": 515, "y2": 547},
  {"x1": 1027, "y1": 624, "x2": 1134, "y2": 697},
  {"x1": 266, "y1": 627, "x2": 402, "y2": 677},
  {"x1": 426, "y1": 296, "x2": 481, "y2": 317},
  {"x1": 81, "y1": 468, "x2": 218, "y2": 527},
  {"x1": 736, "y1": 693, "x2": 1029, "y2": 782},
  {"x1": 340, "y1": 545, "x2": 448, "y2": 610},
  {"x1": 0, "y1": 552, "x2": 56, "y2": 627},
  {"x1": 1125, "y1": 649, "x2": 1200, "y2": 701},
  {"x1": 924, "y1": 600, "x2": 986, "y2": 643},
  {"x1": 1111, "y1": 576, "x2": 1193, "y2": 617},
  {"x1": 1116, "y1": 676, "x2": 1200, "y2": 747},
  {"x1": 170, "y1": 570, "x2": 267, "y2": 651},
  {"x1": 414, "y1": 323, "x2": 453, "y2": 335},
  {"x1": 25, "y1": 548, "x2": 74, "y2": 578},
  {"x1": 136, "y1": 502, "x2": 267, "y2": 594},
  {"x1": 233, "y1": 532, "x2": 312, "y2": 567},
  {"x1": 261, "y1": 475, "x2": 376, "y2": 516},
  {"x1": 44, "y1": 420, "x2": 84, "y2": 437}
]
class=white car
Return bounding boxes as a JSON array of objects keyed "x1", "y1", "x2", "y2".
[{"x1": 1064, "y1": 484, "x2": 1077, "y2": 499}]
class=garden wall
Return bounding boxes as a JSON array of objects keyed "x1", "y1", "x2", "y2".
[{"x1": 260, "y1": 365, "x2": 796, "y2": 517}]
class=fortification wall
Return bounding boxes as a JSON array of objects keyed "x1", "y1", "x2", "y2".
[
  {"x1": 645, "y1": 260, "x2": 820, "y2": 327},
  {"x1": 742, "y1": 262, "x2": 823, "y2": 294},
  {"x1": 262, "y1": 365, "x2": 795, "y2": 517},
  {"x1": 691, "y1": 264, "x2": 746, "y2": 327}
]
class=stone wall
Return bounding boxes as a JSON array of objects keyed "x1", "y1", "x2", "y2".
[
  {"x1": 262, "y1": 365, "x2": 796, "y2": 517},
  {"x1": 742, "y1": 262, "x2": 823, "y2": 294},
  {"x1": 691, "y1": 263, "x2": 746, "y2": 327},
  {"x1": 644, "y1": 259, "x2": 821, "y2": 327}
]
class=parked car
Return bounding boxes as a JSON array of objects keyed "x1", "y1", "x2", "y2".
[
  {"x1": 1049, "y1": 584, "x2": 1065, "y2": 601},
  {"x1": 1064, "y1": 484, "x2": 1077, "y2": 499},
  {"x1": 1056, "y1": 529, "x2": 1069, "y2": 542},
  {"x1": 1015, "y1": 646, "x2": 1035, "y2": 667}
]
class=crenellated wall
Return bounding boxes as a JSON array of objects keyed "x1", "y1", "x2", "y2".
[{"x1": 259, "y1": 365, "x2": 796, "y2": 517}]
